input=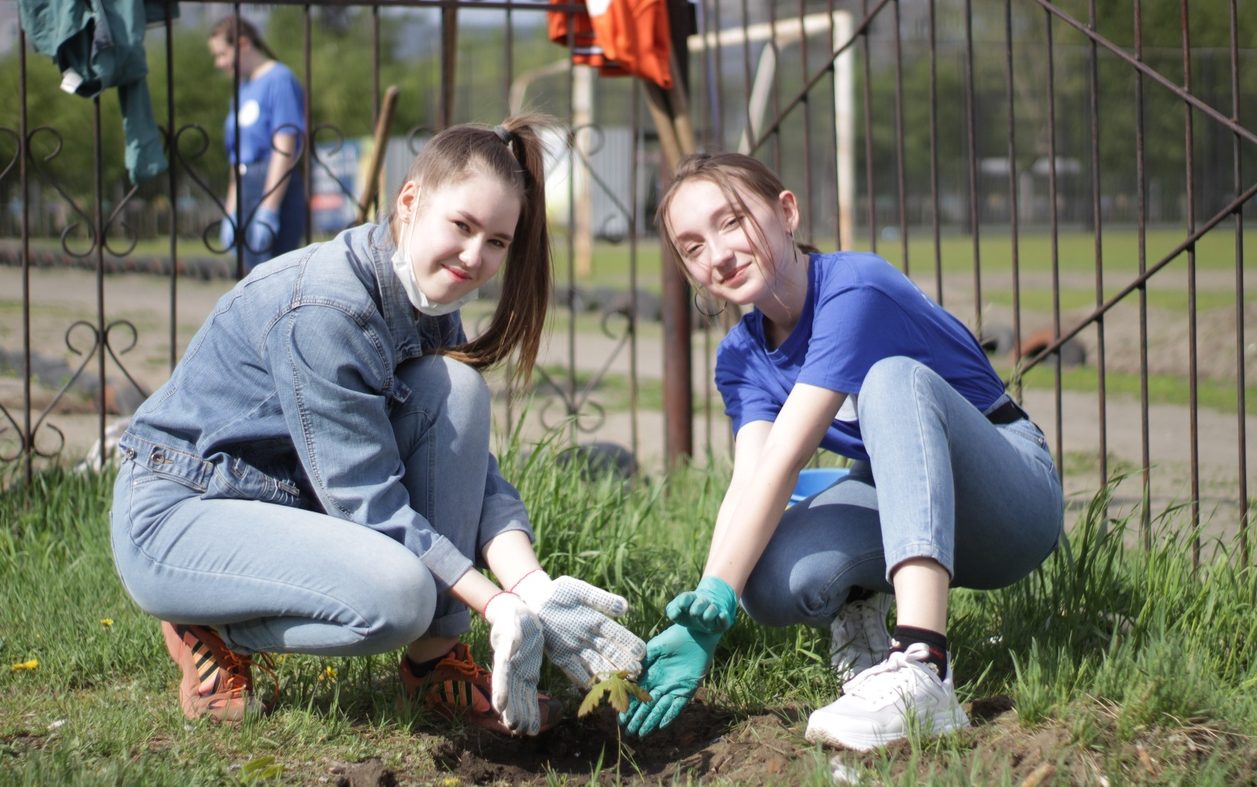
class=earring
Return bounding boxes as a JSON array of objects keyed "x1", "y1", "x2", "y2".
[{"x1": 693, "y1": 287, "x2": 727, "y2": 319}]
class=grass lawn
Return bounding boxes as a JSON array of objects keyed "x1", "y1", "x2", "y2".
[
  {"x1": 2, "y1": 448, "x2": 1256, "y2": 784},
  {"x1": 29, "y1": 225, "x2": 1245, "y2": 293},
  {"x1": 566, "y1": 226, "x2": 1249, "y2": 290},
  {"x1": 996, "y1": 364, "x2": 1257, "y2": 417}
]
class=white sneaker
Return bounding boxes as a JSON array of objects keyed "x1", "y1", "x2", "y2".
[
  {"x1": 829, "y1": 592, "x2": 893, "y2": 682},
  {"x1": 806, "y1": 642, "x2": 970, "y2": 751}
]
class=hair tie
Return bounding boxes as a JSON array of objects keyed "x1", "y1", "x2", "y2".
[{"x1": 492, "y1": 125, "x2": 513, "y2": 145}]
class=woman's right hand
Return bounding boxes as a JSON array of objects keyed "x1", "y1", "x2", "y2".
[
  {"x1": 483, "y1": 592, "x2": 545, "y2": 735},
  {"x1": 619, "y1": 622, "x2": 722, "y2": 736}
]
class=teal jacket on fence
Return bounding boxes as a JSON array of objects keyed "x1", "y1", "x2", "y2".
[{"x1": 18, "y1": 0, "x2": 175, "y2": 183}]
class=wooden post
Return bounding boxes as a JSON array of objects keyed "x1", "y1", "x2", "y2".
[
  {"x1": 656, "y1": 0, "x2": 696, "y2": 465},
  {"x1": 440, "y1": 6, "x2": 458, "y2": 128},
  {"x1": 356, "y1": 86, "x2": 400, "y2": 225}
]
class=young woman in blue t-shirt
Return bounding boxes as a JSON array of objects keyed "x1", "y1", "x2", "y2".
[
  {"x1": 621, "y1": 152, "x2": 1063, "y2": 751},
  {"x1": 208, "y1": 17, "x2": 307, "y2": 272}
]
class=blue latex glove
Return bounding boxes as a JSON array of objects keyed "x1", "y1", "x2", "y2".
[
  {"x1": 245, "y1": 206, "x2": 281, "y2": 257},
  {"x1": 218, "y1": 212, "x2": 237, "y2": 251},
  {"x1": 619, "y1": 623, "x2": 722, "y2": 737},
  {"x1": 665, "y1": 576, "x2": 738, "y2": 634}
]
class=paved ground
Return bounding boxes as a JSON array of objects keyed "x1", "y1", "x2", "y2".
[{"x1": 2, "y1": 264, "x2": 1253, "y2": 539}]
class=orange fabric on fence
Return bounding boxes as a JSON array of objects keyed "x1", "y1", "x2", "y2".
[{"x1": 548, "y1": 0, "x2": 673, "y2": 89}]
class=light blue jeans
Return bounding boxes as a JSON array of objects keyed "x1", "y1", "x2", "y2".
[
  {"x1": 110, "y1": 356, "x2": 494, "y2": 656},
  {"x1": 741, "y1": 356, "x2": 1064, "y2": 628}
]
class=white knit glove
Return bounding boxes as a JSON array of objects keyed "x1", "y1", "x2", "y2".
[
  {"x1": 483, "y1": 592, "x2": 544, "y2": 735},
  {"x1": 513, "y1": 570, "x2": 647, "y2": 688}
]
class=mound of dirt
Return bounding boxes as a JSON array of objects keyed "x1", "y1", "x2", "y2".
[{"x1": 422, "y1": 699, "x2": 810, "y2": 785}]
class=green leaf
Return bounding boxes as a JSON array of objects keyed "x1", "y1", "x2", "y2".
[
  {"x1": 607, "y1": 677, "x2": 629, "y2": 713},
  {"x1": 239, "y1": 755, "x2": 284, "y2": 784},
  {"x1": 577, "y1": 680, "x2": 611, "y2": 718},
  {"x1": 627, "y1": 681, "x2": 653, "y2": 704},
  {"x1": 578, "y1": 672, "x2": 652, "y2": 717}
]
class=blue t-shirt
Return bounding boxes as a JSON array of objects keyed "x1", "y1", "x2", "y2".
[
  {"x1": 715, "y1": 251, "x2": 1006, "y2": 461},
  {"x1": 225, "y1": 62, "x2": 305, "y2": 166}
]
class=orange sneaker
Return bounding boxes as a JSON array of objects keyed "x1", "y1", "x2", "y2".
[
  {"x1": 399, "y1": 642, "x2": 562, "y2": 735},
  {"x1": 161, "y1": 621, "x2": 268, "y2": 723}
]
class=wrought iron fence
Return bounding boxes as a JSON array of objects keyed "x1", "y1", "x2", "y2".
[{"x1": 1, "y1": 0, "x2": 1252, "y2": 559}]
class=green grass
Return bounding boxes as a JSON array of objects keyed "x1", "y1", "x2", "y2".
[
  {"x1": 887, "y1": 226, "x2": 1250, "y2": 278},
  {"x1": 983, "y1": 285, "x2": 1256, "y2": 315},
  {"x1": 17, "y1": 225, "x2": 1251, "y2": 287},
  {"x1": 2, "y1": 450, "x2": 1256, "y2": 784},
  {"x1": 563, "y1": 226, "x2": 1251, "y2": 290},
  {"x1": 998, "y1": 363, "x2": 1257, "y2": 416}
]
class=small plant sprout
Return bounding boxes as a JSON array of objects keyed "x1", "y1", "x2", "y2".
[{"x1": 577, "y1": 671, "x2": 652, "y2": 717}]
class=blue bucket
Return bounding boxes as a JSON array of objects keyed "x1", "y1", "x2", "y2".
[{"x1": 789, "y1": 467, "x2": 850, "y2": 506}]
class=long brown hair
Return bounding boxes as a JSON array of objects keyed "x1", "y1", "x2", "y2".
[
  {"x1": 655, "y1": 152, "x2": 819, "y2": 280},
  {"x1": 391, "y1": 115, "x2": 554, "y2": 387},
  {"x1": 209, "y1": 16, "x2": 277, "y2": 61}
]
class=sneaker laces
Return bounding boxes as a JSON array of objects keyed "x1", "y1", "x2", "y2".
[
  {"x1": 842, "y1": 641, "x2": 934, "y2": 697},
  {"x1": 436, "y1": 645, "x2": 489, "y2": 682},
  {"x1": 834, "y1": 597, "x2": 887, "y2": 651},
  {"x1": 189, "y1": 630, "x2": 254, "y2": 698},
  {"x1": 204, "y1": 636, "x2": 279, "y2": 709}
]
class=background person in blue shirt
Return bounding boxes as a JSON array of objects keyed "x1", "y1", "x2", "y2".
[
  {"x1": 620, "y1": 152, "x2": 1063, "y2": 751},
  {"x1": 208, "y1": 17, "x2": 307, "y2": 272},
  {"x1": 109, "y1": 116, "x2": 645, "y2": 734}
]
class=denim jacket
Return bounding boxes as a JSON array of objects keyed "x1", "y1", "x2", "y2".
[{"x1": 118, "y1": 221, "x2": 529, "y2": 591}]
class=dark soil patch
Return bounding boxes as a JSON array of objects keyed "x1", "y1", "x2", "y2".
[
  {"x1": 315, "y1": 693, "x2": 1253, "y2": 786},
  {"x1": 423, "y1": 698, "x2": 820, "y2": 786},
  {"x1": 330, "y1": 757, "x2": 399, "y2": 786}
]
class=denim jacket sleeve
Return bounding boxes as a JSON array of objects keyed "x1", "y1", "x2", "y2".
[
  {"x1": 477, "y1": 453, "x2": 531, "y2": 555},
  {"x1": 439, "y1": 314, "x2": 534, "y2": 554},
  {"x1": 265, "y1": 303, "x2": 474, "y2": 591}
]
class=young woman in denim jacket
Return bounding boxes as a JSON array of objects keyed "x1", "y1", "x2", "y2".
[
  {"x1": 111, "y1": 116, "x2": 646, "y2": 734},
  {"x1": 619, "y1": 153, "x2": 1063, "y2": 751}
]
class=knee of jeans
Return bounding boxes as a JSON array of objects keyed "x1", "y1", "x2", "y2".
[
  {"x1": 857, "y1": 356, "x2": 937, "y2": 420},
  {"x1": 360, "y1": 562, "x2": 437, "y2": 651},
  {"x1": 406, "y1": 356, "x2": 490, "y2": 426},
  {"x1": 860, "y1": 356, "x2": 924, "y2": 398},
  {"x1": 741, "y1": 573, "x2": 820, "y2": 628}
]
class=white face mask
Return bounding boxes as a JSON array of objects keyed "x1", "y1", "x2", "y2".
[{"x1": 390, "y1": 215, "x2": 479, "y2": 317}]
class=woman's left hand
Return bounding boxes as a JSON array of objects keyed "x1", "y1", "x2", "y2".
[
  {"x1": 665, "y1": 576, "x2": 738, "y2": 634},
  {"x1": 513, "y1": 571, "x2": 646, "y2": 688},
  {"x1": 619, "y1": 623, "x2": 721, "y2": 736}
]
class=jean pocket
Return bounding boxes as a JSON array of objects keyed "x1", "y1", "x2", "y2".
[
  {"x1": 205, "y1": 457, "x2": 304, "y2": 507},
  {"x1": 1002, "y1": 420, "x2": 1057, "y2": 471}
]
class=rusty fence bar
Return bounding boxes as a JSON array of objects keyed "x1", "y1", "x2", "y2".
[
  {"x1": 1134, "y1": 0, "x2": 1152, "y2": 548},
  {"x1": 1230, "y1": 0, "x2": 1249, "y2": 556}
]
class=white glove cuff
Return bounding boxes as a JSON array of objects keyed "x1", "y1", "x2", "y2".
[
  {"x1": 483, "y1": 591, "x2": 525, "y2": 624},
  {"x1": 511, "y1": 569, "x2": 554, "y2": 609}
]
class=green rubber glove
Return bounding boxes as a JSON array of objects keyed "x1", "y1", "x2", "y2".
[
  {"x1": 618, "y1": 623, "x2": 722, "y2": 736},
  {"x1": 665, "y1": 576, "x2": 738, "y2": 634}
]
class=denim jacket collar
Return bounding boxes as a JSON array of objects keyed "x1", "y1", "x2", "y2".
[{"x1": 364, "y1": 219, "x2": 424, "y2": 361}]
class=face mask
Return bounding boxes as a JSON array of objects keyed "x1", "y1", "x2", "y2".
[{"x1": 390, "y1": 214, "x2": 479, "y2": 317}]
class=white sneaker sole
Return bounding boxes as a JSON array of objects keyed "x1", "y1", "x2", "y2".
[{"x1": 804, "y1": 709, "x2": 971, "y2": 751}]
